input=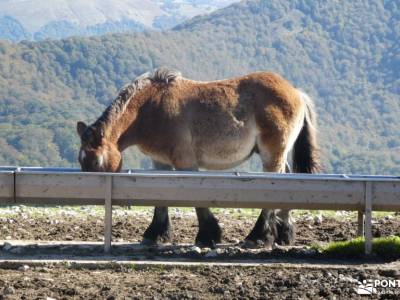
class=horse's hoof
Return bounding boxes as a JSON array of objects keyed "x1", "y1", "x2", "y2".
[
  {"x1": 195, "y1": 239, "x2": 217, "y2": 249},
  {"x1": 276, "y1": 224, "x2": 296, "y2": 246},
  {"x1": 195, "y1": 231, "x2": 221, "y2": 249},
  {"x1": 241, "y1": 239, "x2": 273, "y2": 250},
  {"x1": 141, "y1": 238, "x2": 158, "y2": 247},
  {"x1": 241, "y1": 239, "x2": 259, "y2": 249},
  {"x1": 276, "y1": 235, "x2": 295, "y2": 246}
]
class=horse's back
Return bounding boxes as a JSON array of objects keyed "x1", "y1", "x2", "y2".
[{"x1": 181, "y1": 72, "x2": 304, "y2": 129}]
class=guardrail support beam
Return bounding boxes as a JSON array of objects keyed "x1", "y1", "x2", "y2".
[
  {"x1": 357, "y1": 211, "x2": 364, "y2": 236},
  {"x1": 104, "y1": 176, "x2": 113, "y2": 253},
  {"x1": 364, "y1": 182, "x2": 372, "y2": 255}
]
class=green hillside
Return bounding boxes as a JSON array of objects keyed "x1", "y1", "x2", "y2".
[{"x1": 0, "y1": 0, "x2": 399, "y2": 174}]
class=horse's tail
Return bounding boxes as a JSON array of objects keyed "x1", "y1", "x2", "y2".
[{"x1": 292, "y1": 90, "x2": 320, "y2": 173}]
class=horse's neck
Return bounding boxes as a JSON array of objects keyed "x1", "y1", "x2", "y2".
[
  {"x1": 114, "y1": 122, "x2": 137, "y2": 151},
  {"x1": 106, "y1": 98, "x2": 143, "y2": 151}
]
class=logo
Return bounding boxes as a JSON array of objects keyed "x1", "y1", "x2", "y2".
[
  {"x1": 356, "y1": 280, "x2": 377, "y2": 295},
  {"x1": 356, "y1": 279, "x2": 400, "y2": 295}
]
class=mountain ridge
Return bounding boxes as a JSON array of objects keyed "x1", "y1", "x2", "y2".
[{"x1": 0, "y1": 0, "x2": 236, "y2": 41}]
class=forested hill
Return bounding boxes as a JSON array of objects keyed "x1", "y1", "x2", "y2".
[{"x1": 0, "y1": 0, "x2": 399, "y2": 174}]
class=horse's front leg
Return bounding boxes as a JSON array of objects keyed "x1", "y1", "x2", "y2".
[
  {"x1": 142, "y1": 161, "x2": 172, "y2": 245},
  {"x1": 142, "y1": 207, "x2": 171, "y2": 245},
  {"x1": 195, "y1": 207, "x2": 222, "y2": 248},
  {"x1": 175, "y1": 166, "x2": 222, "y2": 248}
]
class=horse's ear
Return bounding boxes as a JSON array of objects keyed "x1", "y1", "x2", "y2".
[{"x1": 77, "y1": 121, "x2": 87, "y2": 137}]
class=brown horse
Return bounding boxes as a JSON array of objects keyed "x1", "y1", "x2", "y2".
[{"x1": 76, "y1": 67, "x2": 319, "y2": 248}]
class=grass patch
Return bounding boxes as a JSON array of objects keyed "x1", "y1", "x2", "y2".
[{"x1": 315, "y1": 236, "x2": 400, "y2": 260}]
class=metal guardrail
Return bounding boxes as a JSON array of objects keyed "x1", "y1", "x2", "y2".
[{"x1": 0, "y1": 167, "x2": 399, "y2": 254}]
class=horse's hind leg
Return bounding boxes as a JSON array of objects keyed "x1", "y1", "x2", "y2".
[
  {"x1": 244, "y1": 135, "x2": 295, "y2": 248},
  {"x1": 142, "y1": 161, "x2": 172, "y2": 246},
  {"x1": 276, "y1": 209, "x2": 295, "y2": 245},
  {"x1": 276, "y1": 163, "x2": 295, "y2": 245},
  {"x1": 244, "y1": 209, "x2": 278, "y2": 248},
  {"x1": 246, "y1": 208, "x2": 295, "y2": 247}
]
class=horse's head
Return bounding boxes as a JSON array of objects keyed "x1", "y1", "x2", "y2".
[{"x1": 76, "y1": 121, "x2": 122, "y2": 172}]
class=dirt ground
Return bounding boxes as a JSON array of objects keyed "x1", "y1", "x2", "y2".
[
  {"x1": 1, "y1": 208, "x2": 400, "y2": 299},
  {"x1": 1, "y1": 264, "x2": 400, "y2": 300},
  {"x1": 0, "y1": 265, "x2": 400, "y2": 300},
  {"x1": 1, "y1": 208, "x2": 399, "y2": 246}
]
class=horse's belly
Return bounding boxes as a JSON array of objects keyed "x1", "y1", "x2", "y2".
[{"x1": 196, "y1": 123, "x2": 258, "y2": 170}]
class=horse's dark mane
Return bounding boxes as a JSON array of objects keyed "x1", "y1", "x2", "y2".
[
  {"x1": 151, "y1": 68, "x2": 181, "y2": 84},
  {"x1": 92, "y1": 67, "x2": 181, "y2": 133}
]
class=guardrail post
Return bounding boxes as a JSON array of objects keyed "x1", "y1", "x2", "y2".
[
  {"x1": 13, "y1": 167, "x2": 21, "y2": 204},
  {"x1": 104, "y1": 175, "x2": 113, "y2": 253},
  {"x1": 357, "y1": 211, "x2": 364, "y2": 236},
  {"x1": 364, "y1": 182, "x2": 372, "y2": 255}
]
